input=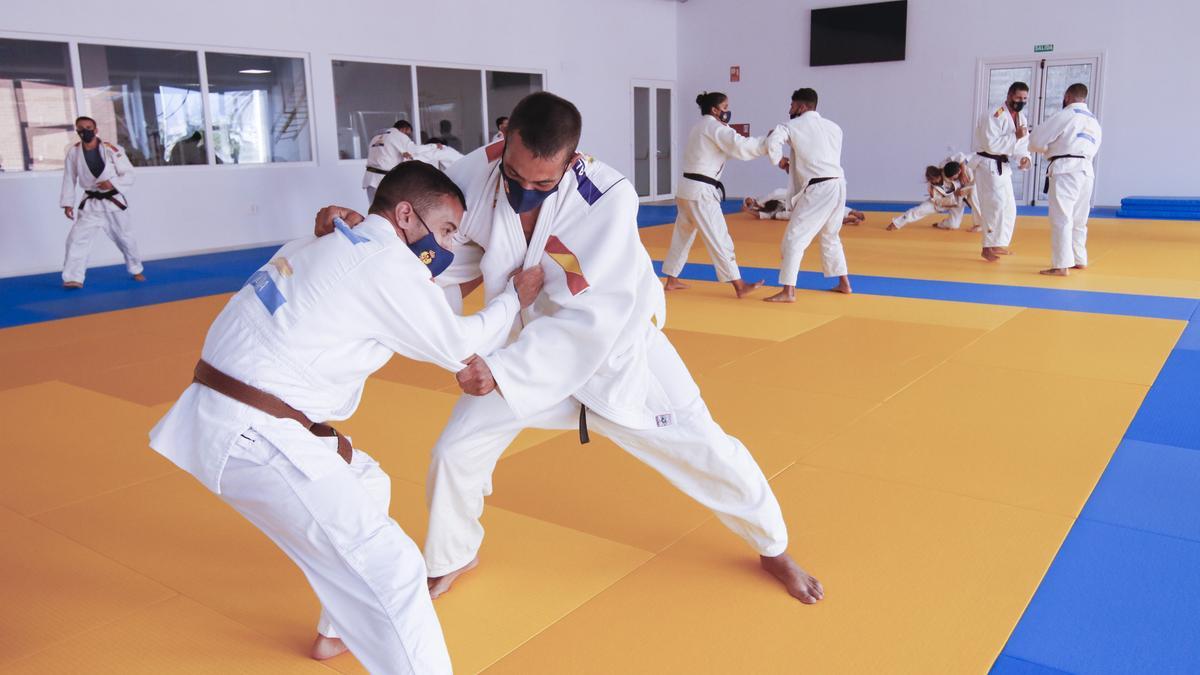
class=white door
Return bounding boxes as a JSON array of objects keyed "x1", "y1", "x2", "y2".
[
  {"x1": 975, "y1": 55, "x2": 1103, "y2": 205},
  {"x1": 632, "y1": 82, "x2": 674, "y2": 201}
]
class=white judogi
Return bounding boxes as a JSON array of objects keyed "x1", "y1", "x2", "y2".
[
  {"x1": 891, "y1": 179, "x2": 966, "y2": 230},
  {"x1": 150, "y1": 216, "x2": 523, "y2": 675},
  {"x1": 59, "y1": 140, "x2": 143, "y2": 284},
  {"x1": 970, "y1": 104, "x2": 1030, "y2": 248},
  {"x1": 411, "y1": 144, "x2": 465, "y2": 172},
  {"x1": 663, "y1": 116, "x2": 768, "y2": 282},
  {"x1": 423, "y1": 140, "x2": 789, "y2": 577},
  {"x1": 490, "y1": 131, "x2": 504, "y2": 143},
  {"x1": 1029, "y1": 102, "x2": 1103, "y2": 269},
  {"x1": 766, "y1": 112, "x2": 848, "y2": 285},
  {"x1": 363, "y1": 128, "x2": 417, "y2": 202}
]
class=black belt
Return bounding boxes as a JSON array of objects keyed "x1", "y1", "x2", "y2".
[
  {"x1": 977, "y1": 152, "x2": 1009, "y2": 176},
  {"x1": 682, "y1": 172, "x2": 725, "y2": 201},
  {"x1": 79, "y1": 189, "x2": 127, "y2": 211},
  {"x1": 806, "y1": 176, "x2": 837, "y2": 189},
  {"x1": 578, "y1": 404, "x2": 590, "y2": 445},
  {"x1": 1043, "y1": 155, "x2": 1087, "y2": 193},
  {"x1": 366, "y1": 166, "x2": 389, "y2": 175}
]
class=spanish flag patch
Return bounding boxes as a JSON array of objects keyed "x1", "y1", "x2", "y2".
[
  {"x1": 485, "y1": 139, "x2": 505, "y2": 163},
  {"x1": 545, "y1": 236, "x2": 589, "y2": 295}
]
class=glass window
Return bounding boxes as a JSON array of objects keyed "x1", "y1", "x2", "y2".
[
  {"x1": 0, "y1": 38, "x2": 76, "y2": 173},
  {"x1": 485, "y1": 71, "x2": 542, "y2": 141},
  {"x1": 416, "y1": 66, "x2": 482, "y2": 154},
  {"x1": 205, "y1": 52, "x2": 311, "y2": 164},
  {"x1": 331, "y1": 60, "x2": 414, "y2": 160},
  {"x1": 78, "y1": 44, "x2": 205, "y2": 166}
]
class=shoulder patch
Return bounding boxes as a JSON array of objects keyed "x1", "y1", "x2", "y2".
[
  {"x1": 485, "y1": 139, "x2": 505, "y2": 163},
  {"x1": 103, "y1": 142, "x2": 119, "y2": 152},
  {"x1": 570, "y1": 154, "x2": 625, "y2": 206},
  {"x1": 993, "y1": 107, "x2": 1005, "y2": 118}
]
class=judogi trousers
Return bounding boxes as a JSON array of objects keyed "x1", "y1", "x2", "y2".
[
  {"x1": 663, "y1": 197, "x2": 742, "y2": 282},
  {"x1": 423, "y1": 330, "x2": 789, "y2": 577},
  {"x1": 62, "y1": 208, "x2": 143, "y2": 284},
  {"x1": 974, "y1": 162, "x2": 1018, "y2": 248},
  {"x1": 778, "y1": 178, "x2": 848, "y2": 286},
  {"x1": 891, "y1": 200, "x2": 967, "y2": 230},
  {"x1": 220, "y1": 431, "x2": 452, "y2": 675},
  {"x1": 1047, "y1": 171, "x2": 1094, "y2": 269}
]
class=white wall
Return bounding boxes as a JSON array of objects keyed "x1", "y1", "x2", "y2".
[
  {"x1": 1, "y1": 0, "x2": 678, "y2": 277},
  {"x1": 675, "y1": 0, "x2": 1200, "y2": 205}
]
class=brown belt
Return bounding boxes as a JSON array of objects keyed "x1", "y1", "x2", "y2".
[{"x1": 192, "y1": 359, "x2": 353, "y2": 464}]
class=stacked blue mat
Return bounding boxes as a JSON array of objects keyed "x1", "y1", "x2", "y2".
[{"x1": 1116, "y1": 196, "x2": 1200, "y2": 220}]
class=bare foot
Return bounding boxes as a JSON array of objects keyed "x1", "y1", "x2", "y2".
[
  {"x1": 63, "y1": 281, "x2": 83, "y2": 289},
  {"x1": 831, "y1": 276, "x2": 852, "y2": 294},
  {"x1": 850, "y1": 210, "x2": 865, "y2": 220},
  {"x1": 968, "y1": 225, "x2": 982, "y2": 233},
  {"x1": 1040, "y1": 268, "x2": 1069, "y2": 276},
  {"x1": 733, "y1": 279, "x2": 765, "y2": 298},
  {"x1": 886, "y1": 223, "x2": 900, "y2": 231},
  {"x1": 664, "y1": 277, "x2": 690, "y2": 291},
  {"x1": 761, "y1": 553, "x2": 824, "y2": 604},
  {"x1": 132, "y1": 273, "x2": 146, "y2": 282},
  {"x1": 996, "y1": 247, "x2": 1014, "y2": 255},
  {"x1": 428, "y1": 557, "x2": 479, "y2": 600},
  {"x1": 1071, "y1": 264, "x2": 1087, "y2": 270},
  {"x1": 981, "y1": 247, "x2": 1000, "y2": 262},
  {"x1": 763, "y1": 287, "x2": 796, "y2": 303},
  {"x1": 309, "y1": 635, "x2": 349, "y2": 661}
]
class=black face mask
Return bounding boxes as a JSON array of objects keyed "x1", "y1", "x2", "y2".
[
  {"x1": 1009, "y1": 100, "x2": 1026, "y2": 112},
  {"x1": 717, "y1": 109, "x2": 732, "y2": 124},
  {"x1": 77, "y1": 129, "x2": 96, "y2": 143}
]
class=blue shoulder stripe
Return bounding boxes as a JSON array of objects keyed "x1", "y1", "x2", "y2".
[{"x1": 572, "y1": 157, "x2": 623, "y2": 206}]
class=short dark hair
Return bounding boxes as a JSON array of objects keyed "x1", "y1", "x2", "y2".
[
  {"x1": 1065, "y1": 82, "x2": 1088, "y2": 100},
  {"x1": 761, "y1": 199, "x2": 784, "y2": 213},
  {"x1": 791, "y1": 88, "x2": 818, "y2": 108},
  {"x1": 695, "y1": 91, "x2": 727, "y2": 115},
  {"x1": 942, "y1": 161, "x2": 962, "y2": 178},
  {"x1": 495, "y1": 115, "x2": 508, "y2": 127},
  {"x1": 506, "y1": 91, "x2": 583, "y2": 160},
  {"x1": 439, "y1": 120, "x2": 452, "y2": 132},
  {"x1": 393, "y1": 119, "x2": 412, "y2": 131},
  {"x1": 925, "y1": 165, "x2": 943, "y2": 181},
  {"x1": 369, "y1": 160, "x2": 467, "y2": 217},
  {"x1": 75, "y1": 116, "x2": 97, "y2": 127},
  {"x1": 1008, "y1": 81, "x2": 1029, "y2": 96}
]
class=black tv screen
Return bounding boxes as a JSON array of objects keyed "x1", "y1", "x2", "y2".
[{"x1": 810, "y1": 1, "x2": 907, "y2": 67}]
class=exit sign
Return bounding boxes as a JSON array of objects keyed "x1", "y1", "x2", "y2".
[{"x1": 1034, "y1": 44, "x2": 1054, "y2": 53}]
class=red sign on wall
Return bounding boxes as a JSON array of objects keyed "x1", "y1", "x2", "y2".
[
  {"x1": 730, "y1": 123, "x2": 750, "y2": 137},
  {"x1": 730, "y1": 66, "x2": 740, "y2": 82}
]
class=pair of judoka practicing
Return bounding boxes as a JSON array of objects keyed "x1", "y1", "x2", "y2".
[{"x1": 150, "y1": 92, "x2": 823, "y2": 674}]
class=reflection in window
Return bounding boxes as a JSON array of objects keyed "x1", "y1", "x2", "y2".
[
  {"x1": 0, "y1": 38, "x2": 76, "y2": 173},
  {"x1": 416, "y1": 66, "x2": 483, "y2": 154},
  {"x1": 205, "y1": 53, "x2": 311, "y2": 164},
  {"x1": 332, "y1": 60, "x2": 413, "y2": 160},
  {"x1": 79, "y1": 44, "x2": 205, "y2": 166},
  {"x1": 485, "y1": 71, "x2": 541, "y2": 140}
]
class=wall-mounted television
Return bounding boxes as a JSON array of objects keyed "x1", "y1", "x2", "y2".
[{"x1": 810, "y1": 1, "x2": 907, "y2": 67}]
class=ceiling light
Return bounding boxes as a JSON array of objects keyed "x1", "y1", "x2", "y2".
[{"x1": 238, "y1": 69, "x2": 271, "y2": 75}]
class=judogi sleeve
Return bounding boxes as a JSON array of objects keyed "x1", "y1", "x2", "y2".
[
  {"x1": 766, "y1": 125, "x2": 790, "y2": 165},
  {"x1": 107, "y1": 144, "x2": 135, "y2": 190},
  {"x1": 481, "y1": 182, "x2": 643, "y2": 419},
  {"x1": 1029, "y1": 110, "x2": 1067, "y2": 155},
  {"x1": 364, "y1": 249, "x2": 520, "y2": 371},
  {"x1": 980, "y1": 112, "x2": 1018, "y2": 156},
  {"x1": 710, "y1": 124, "x2": 768, "y2": 161},
  {"x1": 59, "y1": 147, "x2": 77, "y2": 208}
]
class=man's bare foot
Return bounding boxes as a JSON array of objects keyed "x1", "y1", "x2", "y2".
[
  {"x1": 428, "y1": 557, "x2": 479, "y2": 600},
  {"x1": 831, "y1": 276, "x2": 852, "y2": 294},
  {"x1": 850, "y1": 210, "x2": 865, "y2": 220},
  {"x1": 1071, "y1": 264, "x2": 1087, "y2": 270},
  {"x1": 309, "y1": 635, "x2": 349, "y2": 661},
  {"x1": 733, "y1": 279, "x2": 765, "y2": 298},
  {"x1": 763, "y1": 287, "x2": 796, "y2": 303},
  {"x1": 981, "y1": 247, "x2": 1000, "y2": 262},
  {"x1": 1040, "y1": 267, "x2": 1069, "y2": 276},
  {"x1": 886, "y1": 223, "x2": 900, "y2": 231},
  {"x1": 761, "y1": 553, "x2": 824, "y2": 604},
  {"x1": 132, "y1": 273, "x2": 146, "y2": 282},
  {"x1": 664, "y1": 277, "x2": 690, "y2": 291},
  {"x1": 968, "y1": 225, "x2": 982, "y2": 233},
  {"x1": 996, "y1": 246, "x2": 1013, "y2": 255},
  {"x1": 63, "y1": 281, "x2": 83, "y2": 289}
]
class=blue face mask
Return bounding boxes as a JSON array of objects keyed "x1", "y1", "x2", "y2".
[
  {"x1": 501, "y1": 160, "x2": 560, "y2": 214},
  {"x1": 406, "y1": 210, "x2": 454, "y2": 277}
]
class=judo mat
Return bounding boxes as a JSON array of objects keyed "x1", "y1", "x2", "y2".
[{"x1": 1, "y1": 209, "x2": 1199, "y2": 673}]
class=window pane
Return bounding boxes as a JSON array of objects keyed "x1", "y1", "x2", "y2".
[
  {"x1": 633, "y1": 87, "x2": 650, "y2": 197},
  {"x1": 205, "y1": 52, "x2": 311, "y2": 164},
  {"x1": 416, "y1": 66, "x2": 482, "y2": 154},
  {"x1": 485, "y1": 71, "x2": 541, "y2": 141},
  {"x1": 331, "y1": 60, "x2": 413, "y2": 160},
  {"x1": 656, "y1": 88, "x2": 672, "y2": 195},
  {"x1": 0, "y1": 38, "x2": 76, "y2": 173},
  {"x1": 79, "y1": 44, "x2": 204, "y2": 166}
]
